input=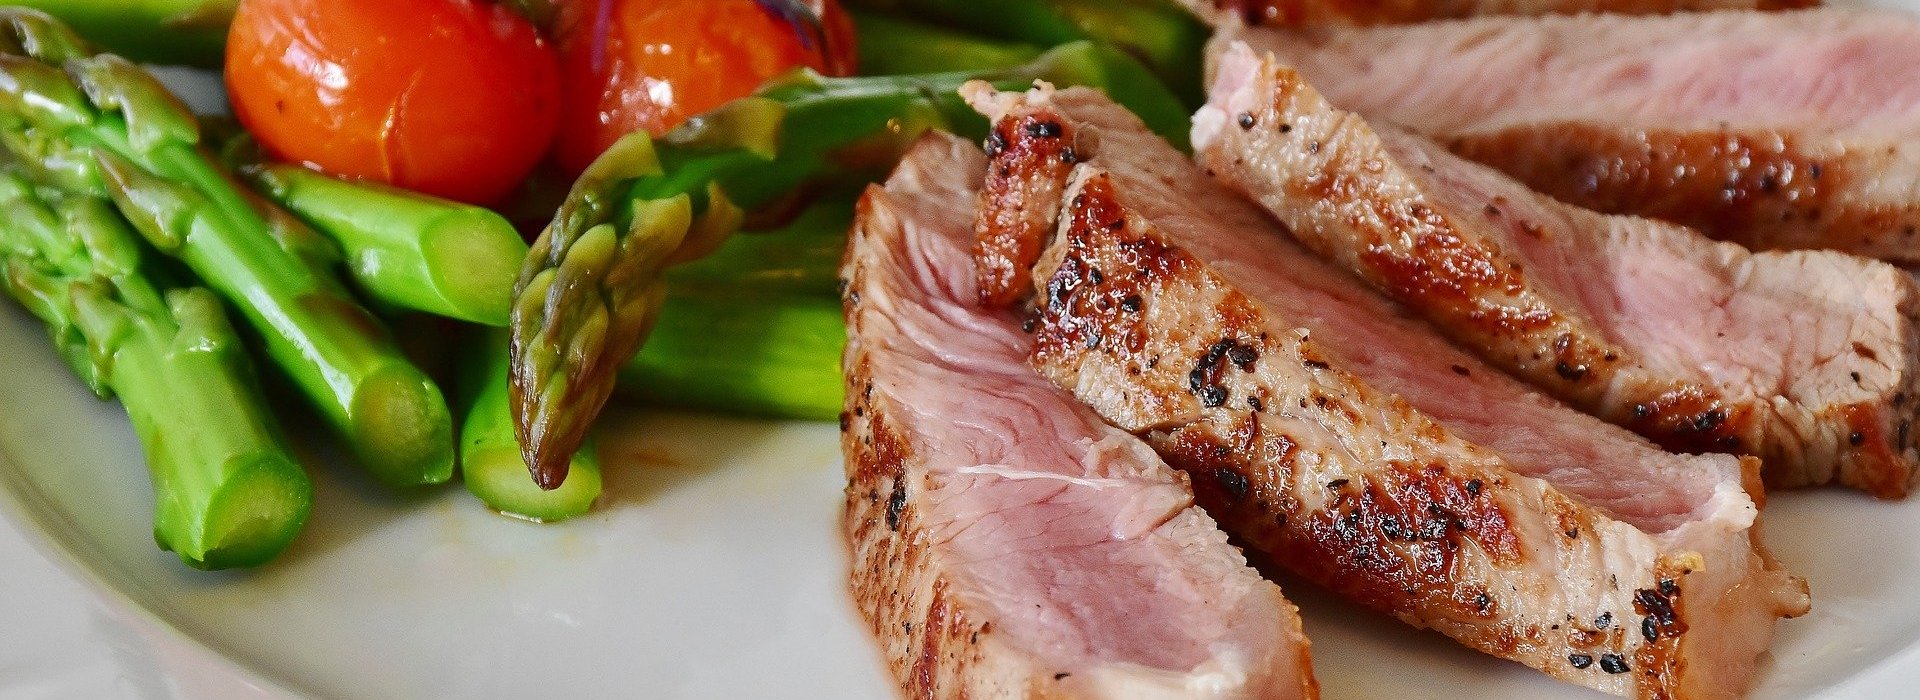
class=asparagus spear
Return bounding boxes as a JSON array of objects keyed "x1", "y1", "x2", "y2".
[
  {"x1": 511, "y1": 41, "x2": 1186, "y2": 488},
  {"x1": 0, "y1": 172, "x2": 311, "y2": 569},
  {"x1": 665, "y1": 195, "x2": 851, "y2": 299},
  {"x1": 460, "y1": 327, "x2": 601, "y2": 522},
  {"x1": 618, "y1": 292, "x2": 844, "y2": 421},
  {"x1": 851, "y1": 11, "x2": 1042, "y2": 75},
  {"x1": 4, "y1": 0, "x2": 233, "y2": 67},
  {"x1": 236, "y1": 155, "x2": 848, "y2": 423},
  {"x1": 849, "y1": 0, "x2": 1207, "y2": 105},
  {"x1": 0, "y1": 9, "x2": 455, "y2": 488},
  {"x1": 246, "y1": 164, "x2": 529, "y2": 326},
  {"x1": 243, "y1": 164, "x2": 848, "y2": 422}
]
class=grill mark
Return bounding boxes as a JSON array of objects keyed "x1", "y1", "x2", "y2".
[
  {"x1": 1023, "y1": 170, "x2": 1592, "y2": 667},
  {"x1": 846, "y1": 391, "x2": 993, "y2": 698},
  {"x1": 1623, "y1": 387, "x2": 1749, "y2": 455},
  {"x1": 1448, "y1": 124, "x2": 1920, "y2": 259},
  {"x1": 1630, "y1": 562, "x2": 1693, "y2": 700},
  {"x1": 1155, "y1": 423, "x2": 1524, "y2": 616},
  {"x1": 1011, "y1": 152, "x2": 1794, "y2": 695},
  {"x1": 1261, "y1": 69, "x2": 1592, "y2": 356},
  {"x1": 1841, "y1": 403, "x2": 1911, "y2": 498},
  {"x1": 1254, "y1": 66, "x2": 1711, "y2": 424},
  {"x1": 974, "y1": 110, "x2": 1081, "y2": 307},
  {"x1": 912, "y1": 583, "x2": 956, "y2": 696},
  {"x1": 1212, "y1": 60, "x2": 1920, "y2": 499},
  {"x1": 1031, "y1": 175, "x2": 1190, "y2": 377}
]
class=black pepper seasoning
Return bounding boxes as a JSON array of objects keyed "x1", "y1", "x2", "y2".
[
  {"x1": 1599, "y1": 654, "x2": 1630, "y2": 674},
  {"x1": 885, "y1": 484, "x2": 908, "y2": 530},
  {"x1": 1214, "y1": 468, "x2": 1250, "y2": 501},
  {"x1": 1026, "y1": 120, "x2": 1062, "y2": 138},
  {"x1": 1199, "y1": 385, "x2": 1228, "y2": 408}
]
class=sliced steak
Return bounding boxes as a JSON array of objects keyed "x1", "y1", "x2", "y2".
[
  {"x1": 1193, "y1": 43, "x2": 1920, "y2": 498},
  {"x1": 842, "y1": 132, "x2": 1318, "y2": 699},
  {"x1": 1182, "y1": 0, "x2": 1808, "y2": 27},
  {"x1": 966, "y1": 83, "x2": 1808, "y2": 700},
  {"x1": 1219, "y1": 8, "x2": 1920, "y2": 262}
]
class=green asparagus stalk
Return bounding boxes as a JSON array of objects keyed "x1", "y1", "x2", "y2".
[
  {"x1": 665, "y1": 195, "x2": 851, "y2": 299},
  {"x1": 4, "y1": 0, "x2": 233, "y2": 67},
  {"x1": 0, "y1": 172, "x2": 310, "y2": 569},
  {"x1": 852, "y1": 11, "x2": 1043, "y2": 75},
  {"x1": 460, "y1": 327, "x2": 601, "y2": 522},
  {"x1": 511, "y1": 41, "x2": 1186, "y2": 488},
  {"x1": 233, "y1": 155, "x2": 849, "y2": 423},
  {"x1": 849, "y1": 0, "x2": 1207, "y2": 105},
  {"x1": 627, "y1": 198, "x2": 852, "y2": 419},
  {"x1": 0, "y1": 9, "x2": 455, "y2": 488},
  {"x1": 618, "y1": 292, "x2": 844, "y2": 421},
  {"x1": 246, "y1": 164, "x2": 529, "y2": 326}
]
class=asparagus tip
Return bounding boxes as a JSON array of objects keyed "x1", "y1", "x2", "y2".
[{"x1": 526, "y1": 448, "x2": 571, "y2": 491}]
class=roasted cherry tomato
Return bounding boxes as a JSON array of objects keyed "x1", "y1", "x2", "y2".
[
  {"x1": 226, "y1": 0, "x2": 562, "y2": 205},
  {"x1": 553, "y1": 0, "x2": 857, "y2": 174}
]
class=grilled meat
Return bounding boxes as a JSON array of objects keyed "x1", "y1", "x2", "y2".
[
  {"x1": 1179, "y1": 0, "x2": 1811, "y2": 27},
  {"x1": 842, "y1": 132, "x2": 1318, "y2": 699},
  {"x1": 965, "y1": 83, "x2": 1808, "y2": 700},
  {"x1": 1218, "y1": 8, "x2": 1920, "y2": 262},
  {"x1": 1193, "y1": 44, "x2": 1920, "y2": 498}
]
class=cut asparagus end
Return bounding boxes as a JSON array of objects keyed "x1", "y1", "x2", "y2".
[
  {"x1": 463, "y1": 442, "x2": 601, "y2": 523},
  {"x1": 421, "y1": 208, "x2": 526, "y2": 327},
  {"x1": 349, "y1": 363, "x2": 456, "y2": 487},
  {"x1": 168, "y1": 451, "x2": 313, "y2": 570}
]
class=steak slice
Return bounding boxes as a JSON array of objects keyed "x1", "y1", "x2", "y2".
[
  {"x1": 1193, "y1": 43, "x2": 1920, "y2": 498},
  {"x1": 966, "y1": 83, "x2": 1808, "y2": 700},
  {"x1": 842, "y1": 132, "x2": 1318, "y2": 699},
  {"x1": 1181, "y1": 0, "x2": 1809, "y2": 27},
  {"x1": 1218, "y1": 8, "x2": 1920, "y2": 262}
]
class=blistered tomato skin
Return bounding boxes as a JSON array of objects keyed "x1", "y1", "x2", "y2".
[
  {"x1": 226, "y1": 0, "x2": 562, "y2": 205},
  {"x1": 553, "y1": 0, "x2": 858, "y2": 175}
]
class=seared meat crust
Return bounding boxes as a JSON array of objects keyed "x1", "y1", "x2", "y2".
[
  {"x1": 844, "y1": 133, "x2": 1318, "y2": 699},
  {"x1": 968, "y1": 84, "x2": 1807, "y2": 700},
  {"x1": 1195, "y1": 46, "x2": 1920, "y2": 497}
]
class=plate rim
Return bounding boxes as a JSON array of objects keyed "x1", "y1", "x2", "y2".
[{"x1": 0, "y1": 437, "x2": 314, "y2": 699}]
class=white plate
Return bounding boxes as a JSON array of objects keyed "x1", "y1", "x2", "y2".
[{"x1": 5, "y1": 4, "x2": 1920, "y2": 697}]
